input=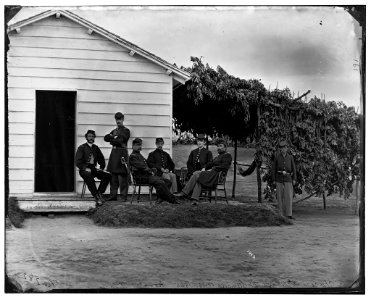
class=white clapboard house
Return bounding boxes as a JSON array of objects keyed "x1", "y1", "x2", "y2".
[{"x1": 7, "y1": 9, "x2": 190, "y2": 211}]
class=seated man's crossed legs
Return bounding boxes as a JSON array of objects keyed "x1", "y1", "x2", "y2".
[
  {"x1": 162, "y1": 172, "x2": 178, "y2": 193},
  {"x1": 174, "y1": 170, "x2": 202, "y2": 202}
]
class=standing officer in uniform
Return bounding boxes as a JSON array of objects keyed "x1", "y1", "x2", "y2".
[
  {"x1": 147, "y1": 137, "x2": 178, "y2": 193},
  {"x1": 104, "y1": 112, "x2": 130, "y2": 201},
  {"x1": 186, "y1": 134, "x2": 213, "y2": 180},
  {"x1": 129, "y1": 138, "x2": 180, "y2": 204},
  {"x1": 75, "y1": 130, "x2": 111, "y2": 207},
  {"x1": 272, "y1": 140, "x2": 297, "y2": 219}
]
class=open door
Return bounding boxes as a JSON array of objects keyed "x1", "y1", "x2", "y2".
[{"x1": 35, "y1": 91, "x2": 76, "y2": 192}]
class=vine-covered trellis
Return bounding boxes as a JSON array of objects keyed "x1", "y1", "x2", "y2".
[
  {"x1": 258, "y1": 89, "x2": 361, "y2": 205},
  {"x1": 174, "y1": 57, "x2": 361, "y2": 204}
]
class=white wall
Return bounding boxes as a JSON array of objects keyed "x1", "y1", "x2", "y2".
[{"x1": 8, "y1": 15, "x2": 174, "y2": 197}]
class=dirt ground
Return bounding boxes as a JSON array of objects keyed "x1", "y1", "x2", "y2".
[
  {"x1": 6, "y1": 201, "x2": 359, "y2": 291},
  {"x1": 6, "y1": 145, "x2": 361, "y2": 291}
]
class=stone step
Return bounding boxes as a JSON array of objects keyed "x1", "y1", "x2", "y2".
[{"x1": 17, "y1": 200, "x2": 96, "y2": 212}]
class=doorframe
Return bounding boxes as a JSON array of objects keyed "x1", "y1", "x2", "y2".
[{"x1": 33, "y1": 89, "x2": 78, "y2": 195}]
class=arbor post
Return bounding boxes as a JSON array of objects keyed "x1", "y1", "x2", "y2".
[
  {"x1": 257, "y1": 166, "x2": 262, "y2": 203},
  {"x1": 232, "y1": 138, "x2": 238, "y2": 199},
  {"x1": 256, "y1": 104, "x2": 262, "y2": 203}
]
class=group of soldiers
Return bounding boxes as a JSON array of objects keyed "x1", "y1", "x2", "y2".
[
  {"x1": 76, "y1": 111, "x2": 296, "y2": 219},
  {"x1": 75, "y1": 112, "x2": 233, "y2": 207}
]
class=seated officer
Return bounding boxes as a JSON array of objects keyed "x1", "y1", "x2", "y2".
[
  {"x1": 147, "y1": 137, "x2": 178, "y2": 193},
  {"x1": 129, "y1": 138, "x2": 180, "y2": 204},
  {"x1": 175, "y1": 139, "x2": 232, "y2": 204},
  {"x1": 186, "y1": 134, "x2": 213, "y2": 180},
  {"x1": 75, "y1": 130, "x2": 111, "y2": 207}
]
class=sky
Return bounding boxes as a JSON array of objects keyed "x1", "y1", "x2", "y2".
[{"x1": 8, "y1": 5, "x2": 363, "y2": 109}]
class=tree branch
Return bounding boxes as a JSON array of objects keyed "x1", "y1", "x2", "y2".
[
  {"x1": 293, "y1": 90, "x2": 311, "y2": 101},
  {"x1": 294, "y1": 192, "x2": 317, "y2": 204}
]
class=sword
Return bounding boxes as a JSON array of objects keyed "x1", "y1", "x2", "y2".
[{"x1": 121, "y1": 156, "x2": 134, "y2": 184}]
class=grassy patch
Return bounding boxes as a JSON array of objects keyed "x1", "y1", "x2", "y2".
[
  {"x1": 87, "y1": 202, "x2": 292, "y2": 228},
  {"x1": 7, "y1": 197, "x2": 26, "y2": 228}
]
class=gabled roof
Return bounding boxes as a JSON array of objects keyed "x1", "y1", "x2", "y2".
[{"x1": 7, "y1": 9, "x2": 190, "y2": 85}]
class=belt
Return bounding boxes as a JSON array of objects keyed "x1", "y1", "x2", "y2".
[{"x1": 277, "y1": 171, "x2": 292, "y2": 175}]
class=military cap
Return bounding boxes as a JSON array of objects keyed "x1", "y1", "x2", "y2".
[
  {"x1": 196, "y1": 134, "x2": 206, "y2": 141},
  {"x1": 84, "y1": 129, "x2": 96, "y2": 138},
  {"x1": 132, "y1": 138, "x2": 143, "y2": 145},
  {"x1": 114, "y1": 112, "x2": 124, "y2": 120},
  {"x1": 155, "y1": 137, "x2": 164, "y2": 144}
]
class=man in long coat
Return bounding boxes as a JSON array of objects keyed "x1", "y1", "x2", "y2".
[
  {"x1": 186, "y1": 134, "x2": 213, "y2": 180},
  {"x1": 175, "y1": 139, "x2": 232, "y2": 204},
  {"x1": 147, "y1": 137, "x2": 177, "y2": 193},
  {"x1": 104, "y1": 112, "x2": 130, "y2": 201},
  {"x1": 129, "y1": 138, "x2": 180, "y2": 204},
  {"x1": 75, "y1": 130, "x2": 111, "y2": 206},
  {"x1": 272, "y1": 140, "x2": 297, "y2": 219}
]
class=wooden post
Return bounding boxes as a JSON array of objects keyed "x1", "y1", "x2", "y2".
[
  {"x1": 257, "y1": 104, "x2": 262, "y2": 203},
  {"x1": 355, "y1": 179, "x2": 359, "y2": 215},
  {"x1": 257, "y1": 165, "x2": 262, "y2": 203},
  {"x1": 323, "y1": 116, "x2": 327, "y2": 210},
  {"x1": 232, "y1": 138, "x2": 238, "y2": 199}
]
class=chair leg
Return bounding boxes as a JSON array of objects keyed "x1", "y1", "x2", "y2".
[
  {"x1": 149, "y1": 186, "x2": 152, "y2": 204},
  {"x1": 215, "y1": 189, "x2": 218, "y2": 203},
  {"x1": 137, "y1": 185, "x2": 141, "y2": 202},
  {"x1": 81, "y1": 182, "x2": 86, "y2": 199},
  {"x1": 131, "y1": 185, "x2": 136, "y2": 204},
  {"x1": 224, "y1": 188, "x2": 228, "y2": 204}
]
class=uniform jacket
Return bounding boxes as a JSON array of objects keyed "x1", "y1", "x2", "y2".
[
  {"x1": 104, "y1": 125, "x2": 130, "y2": 173},
  {"x1": 75, "y1": 143, "x2": 105, "y2": 171},
  {"x1": 147, "y1": 149, "x2": 175, "y2": 176},
  {"x1": 272, "y1": 153, "x2": 297, "y2": 183},
  {"x1": 197, "y1": 152, "x2": 232, "y2": 188},
  {"x1": 129, "y1": 150, "x2": 153, "y2": 183},
  {"x1": 186, "y1": 147, "x2": 213, "y2": 175}
]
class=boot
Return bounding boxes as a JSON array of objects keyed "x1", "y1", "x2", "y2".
[
  {"x1": 119, "y1": 195, "x2": 128, "y2": 202},
  {"x1": 171, "y1": 195, "x2": 181, "y2": 204},
  {"x1": 97, "y1": 192, "x2": 105, "y2": 202},
  {"x1": 106, "y1": 195, "x2": 117, "y2": 201},
  {"x1": 94, "y1": 194, "x2": 103, "y2": 207},
  {"x1": 173, "y1": 191, "x2": 187, "y2": 198}
]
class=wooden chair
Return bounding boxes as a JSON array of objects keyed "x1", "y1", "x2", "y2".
[
  {"x1": 179, "y1": 167, "x2": 188, "y2": 187},
  {"x1": 81, "y1": 180, "x2": 100, "y2": 198},
  {"x1": 200, "y1": 171, "x2": 228, "y2": 204},
  {"x1": 130, "y1": 169, "x2": 154, "y2": 205}
]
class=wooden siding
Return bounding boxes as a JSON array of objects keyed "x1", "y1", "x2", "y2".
[
  {"x1": 7, "y1": 15, "x2": 174, "y2": 197},
  {"x1": 8, "y1": 57, "x2": 167, "y2": 76}
]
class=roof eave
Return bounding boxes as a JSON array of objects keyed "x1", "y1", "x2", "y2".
[{"x1": 7, "y1": 9, "x2": 190, "y2": 83}]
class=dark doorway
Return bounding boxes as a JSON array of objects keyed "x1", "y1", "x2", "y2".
[{"x1": 35, "y1": 91, "x2": 76, "y2": 192}]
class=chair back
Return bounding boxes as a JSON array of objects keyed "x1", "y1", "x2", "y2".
[
  {"x1": 179, "y1": 167, "x2": 188, "y2": 185},
  {"x1": 217, "y1": 171, "x2": 227, "y2": 185}
]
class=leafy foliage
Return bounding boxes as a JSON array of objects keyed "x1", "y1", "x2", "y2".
[
  {"x1": 174, "y1": 57, "x2": 361, "y2": 202},
  {"x1": 259, "y1": 92, "x2": 361, "y2": 201},
  {"x1": 174, "y1": 57, "x2": 265, "y2": 140}
]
